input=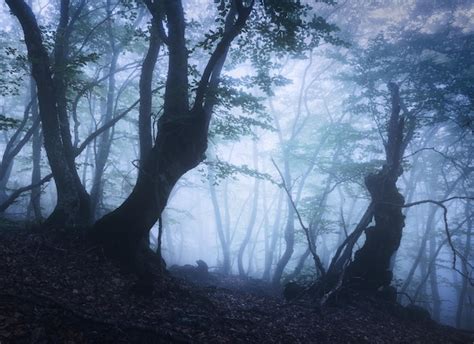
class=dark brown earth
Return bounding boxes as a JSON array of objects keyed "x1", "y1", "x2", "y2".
[{"x1": 0, "y1": 220, "x2": 472, "y2": 343}]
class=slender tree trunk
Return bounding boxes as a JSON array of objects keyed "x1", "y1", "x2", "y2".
[
  {"x1": 401, "y1": 174, "x2": 462, "y2": 294},
  {"x1": 49, "y1": 0, "x2": 91, "y2": 226},
  {"x1": 223, "y1": 179, "x2": 232, "y2": 268},
  {"x1": 263, "y1": 189, "x2": 283, "y2": 281},
  {"x1": 0, "y1": 95, "x2": 37, "y2": 205},
  {"x1": 81, "y1": 135, "x2": 92, "y2": 188},
  {"x1": 28, "y1": 78, "x2": 42, "y2": 221},
  {"x1": 428, "y1": 230, "x2": 441, "y2": 321},
  {"x1": 401, "y1": 205, "x2": 438, "y2": 294},
  {"x1": 418, "y1": 240, "x2": 428, "y2": 300},
  {"x1": 209, "y1": 172, "x2": 231, "y2": 274},
  {"x1": 0, "y1": 157, "x2": 14, "y2": 206},
  {"x1": 238, "y1": 142, "x2": 260, "y2": 276},
  {"x1": 262, "y1": 182, "x2": 270, "y2": 276},
  {"x1": 272, "y1": 151, "x2": 294, "y2": 288},
  {"x1": 456, "y1": 200, "x2": 472, "y2": 328},
  {"x1": 90, "y1": 52, "x2": 119, "y2": 218}
]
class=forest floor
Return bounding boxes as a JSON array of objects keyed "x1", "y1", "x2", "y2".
[{"x1": 0, "y1": 219, "x2": 472, "y2": 344}]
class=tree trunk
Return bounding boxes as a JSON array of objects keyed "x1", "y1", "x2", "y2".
[
  {"x1": 0, "y1": 94, "x2": 37, "y2": 206},
  {"x1": 400, "y1": 173, "x2": 462, "y2": 294},
  {"x1": 343, "y1": 83, "x2": 407, "y2": 291},
  {"x1": 343, "y1": 170, "x2": 405, "y2": 290},
  {"x1": 28, "y1": 78, "x2": 42, "y2": 221},
  {"x1": 0, "y1": 153, "x2": 14, "y2": 206},
  {"x1": 238, "y1": 142, "x2": 260, "y2": 276},
  {"x1": 90, "y1": 52, "x2": 119, "y2": 218},
  {"x1": 272, "y1": 153, "x2": 295, "y2": 288},
  {"x1": 401, "y1": 205, "x2": 437, "y2": 294},
  {"x1": 456, "y1": 200, "x2": 472, "y2": 328},
  {"x1": 92, "y1": 109, "x2": 208, "y2": 263},
  {"x1": 7, "y1": 0, "x2": 91, "y2": 227},
  {"x1": 209, "y1": 172, "x2": 231, "y2": 274},
  {"x1": 428, "y1": 231, "x2": 441, "y2": 321},
  {"x1": 262, "y1": 189, "x2": 283, "y2": 281}
]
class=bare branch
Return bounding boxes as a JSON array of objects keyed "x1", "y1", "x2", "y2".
[
  {"x1": 0, "y1": 174, "x2": 53, "y2": 213},
  {"x1": 402, "y1": 147, "x2": 468, "y2": 175},
  {"x1": 271, "y1": 158, "x2": 326, "y2": 277},
  {"x1": 394, "y1": 197, "x2": 474, "y2": 286},
  {"x1": 76, "y1": 85, "x2": 164, "y2": 154}
]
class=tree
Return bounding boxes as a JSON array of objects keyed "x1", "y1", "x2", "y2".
[
  {"x1": 27, "y1": 76, "x2": 43, "y2": 221},
  {"x1": 324, "y1": 83, "x2": 414, "y2": 292},
  {"x1": 92, "y1": 0, "x2": 254, "y2": 266},
  {"x1": 317, "y1": 16, "x2": 473, "y2": 296},
  {"x1": 237, "y1": 140, "x2": 260, "y2": 276},
  {"x1": 6, "y1": 0, "x2": 92, "y2": 227}
]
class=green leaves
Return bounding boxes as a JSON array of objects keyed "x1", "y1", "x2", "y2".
[
  {"x1": 0, "y1": 115, "x2": 21, "y2": 131},
  {"x1": 342, "y1": 28, "x2": 473, "y2": 135},
  {"x1": 203, "y1": 159, "x2": 276, "y2": 185},
  {"x1": 0, "y1": 45, "x2": 26, "y2": 96},
  {"x1": 208, "y1": 76, "x2": 275, "y2": 140}
]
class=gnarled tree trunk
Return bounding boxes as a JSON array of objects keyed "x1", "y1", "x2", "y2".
[
  {"x1": 344, "y1": 168, "x2": 405, "y2": 290},
  {"x1": 92, "y1": 0, "x2": 253, "y2": 271},
  {"x1": 343, "y1": 83, "x2": 407, "y2": 291}
]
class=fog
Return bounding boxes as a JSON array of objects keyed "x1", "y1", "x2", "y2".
[{"x1": 0, "y1": 0, "x2": 472, "y2": 332}]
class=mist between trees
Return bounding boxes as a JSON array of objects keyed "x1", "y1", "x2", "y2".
[{"x1": 0, "y1": 0, "x2": 472, "y2": 331}]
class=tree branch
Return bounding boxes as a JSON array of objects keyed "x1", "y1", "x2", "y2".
[
  {"x1": 392, "y1": 197, "x2": 474, "y2": 286},
  {"x1": 271, "y1": 158, "x2": 326, "y2": 277},
  {"x1": 193, "y1": 0, "x2": 254, "y2": 112}
]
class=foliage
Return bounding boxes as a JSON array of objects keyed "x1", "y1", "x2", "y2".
[
  {"x1": 202, "y1": 158, "x2": 276, "y2": 185},
  {"x1": 0, "y1": 114, "x2": 21, "y2": 130},
  {"x1": 0, "y1": 45, "x2": 26, "y2": 96},
  {"x1": 340, "y1": 27, "x2": 474, "y2": 138}
]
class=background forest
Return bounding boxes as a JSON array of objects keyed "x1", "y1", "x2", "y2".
[{"x1": 0, "y1": 0, "x2": 472, "y2": 335}]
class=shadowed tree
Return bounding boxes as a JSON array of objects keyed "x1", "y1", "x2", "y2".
[
  {"x1": 92, "y1": 0, "x2": 254, "y2": 265},
  {"x1": 343, "y1": 84, "x2": 407, "y2": 289},
  {"x1": 324, "y1": 83, "x2": 415, "y2": 292},
  {"x1": 6, "y1": 0, "x2": 92, "y2": 227}
]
